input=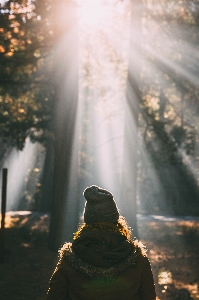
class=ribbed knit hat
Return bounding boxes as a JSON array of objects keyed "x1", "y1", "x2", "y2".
[{"x1": 83, "y1": 185, "x2": 119, "y2": 224}]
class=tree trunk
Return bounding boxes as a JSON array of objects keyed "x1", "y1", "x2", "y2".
[
  {"x1": 39, "y1": 137, "x2": 54, "y2": 212},
  {"x1": 121, "y1": 0, "x2": 143, "y2": 238},
  {"x1": 48, "y1": 1, "x2": 79, "y2": 251}
]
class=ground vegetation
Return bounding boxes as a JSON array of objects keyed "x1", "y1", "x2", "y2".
[{"x1": 0, "y1": 213, "x2": 198, "y2": 300}]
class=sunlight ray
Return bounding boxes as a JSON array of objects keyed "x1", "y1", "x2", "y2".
[
  {"x1": 77, "y1": 0, "x2": 131, "y2": 207},
  {"x1": 145, "y1": 45, "x2": 199, "y2": 87},
  {"x1": 0, "y1": 139, "x2": 45, "y2": 211}
]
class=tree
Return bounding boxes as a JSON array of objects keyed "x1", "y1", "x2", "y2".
[
  {"x1": 0, "y1": 0, "x2": 54, "y2": 150},
  {"x1": 1, "y1": 0, "x2": 199, "y2": 251},
  {"x1": 0, "y1": 0, "x2": 81, "y2": 249},
  {"x1": 48, "y1": 0, "x2": 79, "y2": 251},
  {"x1": 120, "y1": 0, "x2": 143, "y2": 238},
  {"x1": 0, "y1": 0, "x2": 55, "y2": 212},
  {"x1": 137, "y1": 0, "x2": 199, "y2": 215}
]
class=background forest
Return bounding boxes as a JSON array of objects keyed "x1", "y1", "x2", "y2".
[
  {"x1": 0, "y1": 1, "x2": 199, "y2": 300},
  {"x1": 0, "y1": 0, "x2": 199, "y2": 217}
]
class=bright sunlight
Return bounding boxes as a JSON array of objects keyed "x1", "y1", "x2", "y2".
[
  {"x1": 78, "y1": 0, "x2": 104, "y2": 26},
  {"x1": 77, "y1": 0, "x2": 118, "y2": 26}
]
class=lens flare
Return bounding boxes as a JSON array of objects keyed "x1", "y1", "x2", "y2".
[
  {"x1": 78, "y1": 0, "x2": 104, "y2": 26},
  {"x1": 77, "y1": 0, "x2": 118, "y2": 27}
]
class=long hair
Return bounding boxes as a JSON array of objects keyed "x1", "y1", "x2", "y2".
[{"x1": 73, "y1": 215, "x2": 132, "y2": 240}]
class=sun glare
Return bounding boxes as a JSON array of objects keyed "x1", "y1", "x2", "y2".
[
  {"x1": 78, "y1": 0, "x2": 103, "y2": 25},
  {"x1": 77, "y1": 0, "x2": 117, "y2": 26}
]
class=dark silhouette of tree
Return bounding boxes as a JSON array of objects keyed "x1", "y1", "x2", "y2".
[
  {"x1": 120, "y1": 0, "x2": 143, "y2": 237},
  {"x1": 0, "y1": 1, "x2": 80, "y2": 249},
  {"x1": 48, "y1": 1, "x2": 79, "y2": 251},
  {"x1": 0, "y1": 0, "x2": 55, "y2": 212}
]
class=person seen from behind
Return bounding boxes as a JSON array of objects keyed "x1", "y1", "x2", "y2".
[{"x1": 46, "y1": 185, "x2": 156, "y2": 300}]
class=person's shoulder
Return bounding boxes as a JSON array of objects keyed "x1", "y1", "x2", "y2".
[
  {"x1": 131, "y1": 239, "x2": 148, "y2": 258},
  {"x1": 54, "y1": 242, "x2": 73, "y2": 268},
  {"x1": 132, "y1": 240, "x2": 154, "y2": 268},
  {"x1": 57, "y1": 242, "x2": 73, "y2": 264},
  {"x1": 59, "y1": 242, "x2": 72, "y2": 257}
]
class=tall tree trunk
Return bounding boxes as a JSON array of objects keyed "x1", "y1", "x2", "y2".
[
  {"x1": 39, "y1": 137, "x2": 54, "y2": 212},
  {"x1": 121, "y1": 0, "x2": 143, "y2": 238},
  {"x1": 48, "y1": 1, "x2": 79, "y2": 251}
]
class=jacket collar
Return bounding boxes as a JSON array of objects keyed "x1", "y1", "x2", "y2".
[{"x1": 59, "y1": 233, "x2": 145, "y2": 278}]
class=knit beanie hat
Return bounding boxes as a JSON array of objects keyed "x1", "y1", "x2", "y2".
[{"x1": 83, "y1": 185, "x2": 119, "y2": 224}]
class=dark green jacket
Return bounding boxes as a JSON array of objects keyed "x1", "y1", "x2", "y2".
[{"x1": 46, "y1": 231, "x2": 156, "y2": 300}]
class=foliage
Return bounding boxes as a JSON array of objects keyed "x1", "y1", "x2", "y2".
[
  {"x1": 1, "y1": 0, "x2": 199, "y2": 216},
  {"x1": 0, "y1": 0, "x2": 55, "y2": 149},
  {"x1": 136, "y1": 0, "x2": 199, "y2": 215},
  {"x1": 141, "y1": 0, "x2": 199, "y2": 162}
]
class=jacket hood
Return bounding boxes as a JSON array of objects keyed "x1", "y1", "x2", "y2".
[
  {"x1": 59, "y1": 231, "x2": 146, "y2": 279},
  {"x1": 72, "y1": 230, "x2": 132, "y2": 267}
]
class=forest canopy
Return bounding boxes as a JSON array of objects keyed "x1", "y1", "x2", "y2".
[
  {"x1": 0, "y1": 0, "x2": 54, "y2": 149},
  {"x1": 0, "y1": 0, "x2": 199, "y2": 217}
]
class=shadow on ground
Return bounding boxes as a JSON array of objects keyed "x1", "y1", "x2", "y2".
[{"x1": 0, "y1": 212, "x2": 198, "y2": 300}]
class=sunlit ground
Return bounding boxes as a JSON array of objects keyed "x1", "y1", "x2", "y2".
[
  {"x1": 1, "y1": 212, "x2": 199, "y2": 299},
  {"x1": 138, "y1": 218, "x2": 199, "y2": 299}
]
